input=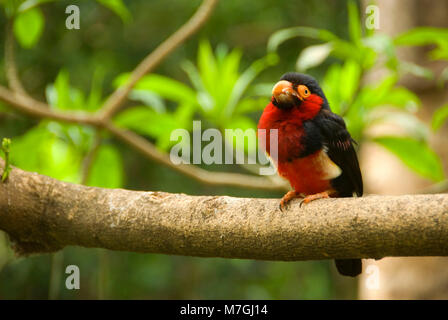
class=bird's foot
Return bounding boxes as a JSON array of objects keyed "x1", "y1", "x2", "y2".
[
  {"x1": 279, "y1": 191, "x2": 302, "y2": 212},
  {"x1": 300, "y1": 191, "x2": 330, "y2": 207}
]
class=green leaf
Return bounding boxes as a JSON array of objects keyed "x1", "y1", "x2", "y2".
[
  {"x1": 115, "y1": 105, "x2": 187, "y2": 151},
  {"x1": 395, "y1": 27, "x2": 448, "y2": 60},
  {"x1": 432, "y1": 104, "x2": 448, "y2": 131},
  {"x1": 395, "y1": 27, "x2": 448, "y2": 46},
  {"x1": 339, "y1": 59, "x2": 361, "y2": 103},
  {"x1": 225, "y1": 116, "x2": 256, "y2": 131},
  {"x1": 86, "y1": 68, "x2": 104, "y2": 111},
  {"x1": 369, "y1": 111, "x2": 429, "y2": 141},
  {"x1": 10, "y1": 123, "x2": 81, "y2": 182},
  {"x1": 438, "y1": 66, "x2": 448, "y2": 88},
  {"x1": 197, "y1": 40, "x2": 219, "y2": 98},
  {"x1": 86, "y1": 144, "x2": 123, "y2": 189},
  {"x1": 358, "y1": 74, "x2": 397, "y2": 109},
  {"x1": 267, "y1": 27, "x2": 337, "y2": 53},
  {"x1": 225, "y1": 53, "x2": 278, "y2": 117},
  {"x1": 373, "y1": 136, "x2": 445, "y2": 182},
  {"x1": 330, "y1": 39, "x2": 363, "y2": 62},
  {"x1": 182, "y1": 60, "x2": 205, "y2": 93},
  {"x1": 13, "y1": 7, "x2": 44, "y2": 48},
  {"x1": 114, "y1": 73, "x2": 197, "y2": 105},
  {"x1": 174, "y1": 102, "x2": 195, "y2": 130},
  {"x1": 357, "y1": 83, "x2": 420, "y2": 113},
  {"x1": 96, "y1": 0, "x2": 131, "y2": 23},
  {"x1": 430, "y1": 41, "x2": 448, "y2": 60},
  {"x1": 3, "y1": 0, "x2": 21, "y2": 17},
  {"x1": 53, "y1": 69, "x2": 70, "y2": 109},
  {"x1": 45, "y1": 69, "x2": 87, "y2": 111},
  {"x1": 182, "y1": 59, "x2": 216, "y2": 115},
  {"x1": 247, "y1": 83, "x2": 274, "y2": 97},
  {"x1": 296, "y1": 43, "x2": 332, "y2": 72},
  {"x1": 128, "y1": 90, "x2": 166, "y2": 113},
  {"x1": 380, "y1": 87, "x2": 420, "y2": 110},
  {"x1": 1, "y1": 138, "x2": 12, "y2": 182},
  {"x1": 216, "y1": 47, "x2": 244, "y2": 113},
  {"x1": 363, "y1": 34, "x2": 394, "y2": 56},
  {"x1": 347, "y1": 0, "x2": 362, "y2": 45},
  {"x1": 322, "y1": 60, "x2": 361, "y2": 116},
  {"x1": 234, "y1": 97, "x2": 269, "y2": 115},
  {"x1": 114, "y1": 106, "x2": 180, "y2": 139},
  {"x1": 400, "y1": 61, "x2": 434, "y2": 80},
  {"x1": 343, "y1": 104, "x2": 365, "y2": 143},
  {"x1": 182, "y1": 41, "x2": 276, "y2": 123},
  {"x1": 363, "y1": 34, "x2": 396, "y2": 69},
  {"x1": 321, "y1": 64, "x2": 342, "y2": 115}
]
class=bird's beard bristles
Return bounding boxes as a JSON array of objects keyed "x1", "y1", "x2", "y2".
[
  {"x1": 275, "y1": 93, "x2": 293, "y2": 105},
  {"x1": 273, "y1": 95, "x2": 301, "y2": 110}
]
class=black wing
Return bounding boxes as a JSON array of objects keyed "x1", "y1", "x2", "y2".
[{"x1": 314, "y1": 109, "x2": 363, "y2": 197}]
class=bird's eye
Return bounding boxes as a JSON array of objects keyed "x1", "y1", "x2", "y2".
[{"x1": 297, "y1": 85, "x2": 311, "y2": 100}]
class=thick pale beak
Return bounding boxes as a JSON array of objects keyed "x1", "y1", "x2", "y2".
[{"x1": 272, "y1": 80, "x2": 300, "y2": 104}]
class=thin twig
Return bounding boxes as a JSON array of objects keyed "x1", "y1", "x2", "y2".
[
  {"x1": 4, "y1": 21, "x2": 28, "y2": 96},
  {"x1": 0, "y1": 85, "x2": 285, "y2": 191},
  {"x1": 48, "y1": 251, "x2": 63, "y2": 300},
  {"x1": 105, "y1": 122, "x2": 287, "y2": 191},
  {"x1": 0, "y1": 0, "x2": 288, "y2": 191},
  {"x1": 81, "y1": 131, "x2": 102, "y2": 185},
  {"x1": 0, "y1": 86, "x2": 285, "y2": 190},
  {"x1": 98, "y1": 0, "x2": 219, "y2": 120}
]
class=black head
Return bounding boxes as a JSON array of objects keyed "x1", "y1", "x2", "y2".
[{"x1": 272, "y1": 72, "x2": 329, "y2": 110}]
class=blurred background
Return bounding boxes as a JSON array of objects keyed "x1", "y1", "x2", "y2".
[{"x1": 0, "y1": 0, "x2": 447, "y2": 299}]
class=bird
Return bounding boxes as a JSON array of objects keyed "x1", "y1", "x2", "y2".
[{"x1": 257, "y1": 72, "x2": 363, "y2": 277}]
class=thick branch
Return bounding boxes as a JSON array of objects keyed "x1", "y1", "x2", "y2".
[{"x1": 1, "y1": 162, "x2": 447, "y2": 261}]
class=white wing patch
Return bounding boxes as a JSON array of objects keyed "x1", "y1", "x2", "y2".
[{"x1": 316, "y1": 148, "x2": 342, "y2": 180}]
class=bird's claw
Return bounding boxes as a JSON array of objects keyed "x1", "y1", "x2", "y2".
[
  {"x1": 278, "y1": 190, "x2": 300, "y2": 212},
  {"x1": 279, "y1": 199, "x2": 288, "y2": 212},
  {"x1": 300, "y1": 191, "x2": 330, "y2": 208},
  {"x1": 279, "y1": 191, "x2": 331, "y2": 211}
]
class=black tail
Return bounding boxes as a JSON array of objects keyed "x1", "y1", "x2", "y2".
[{"x1": 335, "y1": 259, "x2": 362, "y2": 277}]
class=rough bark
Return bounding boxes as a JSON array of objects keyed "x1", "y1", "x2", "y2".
[{"x1": 0, "y1": 161, "x2": 447, "y2": 261}]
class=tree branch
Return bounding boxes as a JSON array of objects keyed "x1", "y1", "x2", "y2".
[
  {"x1": 104, "y1": 122, "x2": 288, "y2": 191},
  {"x1": 0, "y1": 85, "x2": 287, "y2": 191},
  {"x1": 0, "y1": 86, "x2": 102, "y2": 126},
  {"x1": 1, "y1": 161, "x2": 447, "y2": 260},
  {"x1": 4, "y1": 22, "x2": 27, "y2": 96},
  {"x1": 80, "y1": 131, "x2": 102, "y2": 185},
  {"x1": 98, "y1": 0, "x2": 219, "y2": 120},
  {"x1": 0, "y1": 0, "x2": 289, "y2": 192}
]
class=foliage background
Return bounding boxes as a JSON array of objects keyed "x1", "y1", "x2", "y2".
[{"x1": 0, "y1": 0, "x2": 446, "y2": 299}]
